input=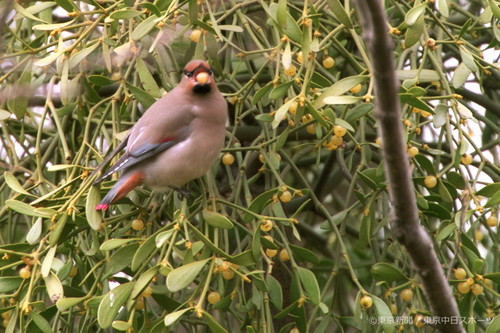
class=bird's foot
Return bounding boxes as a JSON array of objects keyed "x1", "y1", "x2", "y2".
[{"x1": 170, "y1": 186, "x2": 191, "y2": 200}]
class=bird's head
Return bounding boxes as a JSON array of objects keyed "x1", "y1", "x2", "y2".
[{"x1": 183, "y1": 60, "x2": 216, "y2": 94}]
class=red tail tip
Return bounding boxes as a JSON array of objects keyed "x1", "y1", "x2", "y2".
[{"x1": 95, "y1": 204, "x2": 109, "y2": 211}]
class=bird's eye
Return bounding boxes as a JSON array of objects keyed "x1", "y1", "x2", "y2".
[
  {"x1": 184, "y1": 70, "x2": 193, "y2": 78},
  {"x1": 208, "y1": 69, "x2": 213, "y2": 75}
]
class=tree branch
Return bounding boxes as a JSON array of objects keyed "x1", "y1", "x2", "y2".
[{"x1": 352, "y1": 1, "x2": 464, "y2": 332}]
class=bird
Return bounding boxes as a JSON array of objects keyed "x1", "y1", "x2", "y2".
[{"x1": 93, "y1": 59, "x2": 228, "y2": 211}]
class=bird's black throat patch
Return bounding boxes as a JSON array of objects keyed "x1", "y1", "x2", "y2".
[{"x1": 193, "y1": 83, "x2": 211, "y2": 94}]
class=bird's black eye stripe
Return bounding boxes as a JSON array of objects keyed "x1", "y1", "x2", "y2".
[{"x1": 184, "y1": 70, "x2": 193, "y2": 77}]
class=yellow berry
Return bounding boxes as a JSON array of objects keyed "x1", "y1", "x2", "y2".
[
  {"x1": 407, "y1": 146, "x2": 419, "y2": 157},
  {"x1": 207, "y1": 291, "x2": 221, "y2": 304},
  {"x1": 259, "y1": 153, "x2": 265, "y2": 163},
  {"x1": 414, "y1": 314, "x2": 426, "y2": 328},
  {"x1": 222, "y1": 270, "x2": 235, "y2": 280},
  {"x1": 289, "y1": 328, "x2": 299, "y2": 333},
  {"x1": 69, "y1": 266, "x2": 78, "y2": 277},
  {"x1": 222, "y1": 153, "x2": 235, "y2": 165},
  {"x1": 454, "y1": 268, "x2": 467, "y2": 280},
  {"x1": 424, "y1": 175, "x2": 437, "y2": 188},
  {"x1": 333, "y1": 125, "x2": 347, "y2": 137},
  {"x1": 284, "y1": 64, "x2": 297, "y2": 76},
  {"x1": 263, "y1": 235, "x2": 274, "y2": 244},
  {"x1": 329, "y1": 135, "x2": 343, "y2": 146},
  {"x1": 461, "y1": 154, "x2": 473, "y2": 165},
  {"x1": 279, "y1": 248, "x2": 290, "y2": 261},
  {"x1": 1, "y1": 311, "x2": 11, "y2": 320},
  {"x1": 400, "y1": 288, "x2": 413, "y2": 302},
  {"x1": 360, "y1": 295, "x2": 373, "y2": 309},
  {"x1": 457, "y1": 281, "x2": 471, "y2": 294},
  {"x1": 471, "y1": 284, "x2": 483, "y2": 295},
  {"x1": 420, "y1": 110, "x2": 432, "y2": 117},
  {"x1": 260, "y1": 220, "x2": 274, "y2": 232},
  {"x1": 3, "y1": 319, "x2": 9, "y2": 328},
  {"x1": 474, "y1": 229, "x2": 483, "y2": 241},
  {"x1": 135, "y1": 297, "x2": 145, "y2": 310},
  {"x1": 296, "y1": 52, "x2": 303, "y2": 64},
  {"x1": 265, "y1": 249, "x2": 278, "y2": 257},
  {"x1": 465, "y1": 277, "x2": 474, "y2": 286},
  {"x1": 141, "y1": 286, "x2": 153, "y2": 298},
  {"x1": 301, "y1": 114, "x2": 313, "y2": 123},
  {"x1": 484, "y1": 279, "x2": 492, "y2": 288},
  {"x1": 289, "y1": 101, "x2": 298, "y2": 115},
  {"x1": 306, "y1": 124, "x2": 316, "y2": 134},
  {"x1": 375, "y1": 137, "x2": 382, "y2": 146},
  {"x1": 412, "y1": 107, "x2": 422, "y2": 113},
  {"x1": 20, "y1": 267, "x2": 31, "y2": 279},
  {"x1": 279, "y1": 190, "x2": 292, "y2": 203},
  {"x1": 131, "y1": 219, "x2": 145, "y2": 231},
  {"x1": 322, "y1": 56, "x2": 335, "y2": 69},
  {"x1": 349, "y1": 84, "x2": 362, "y2": 94},
  {"x1": 190, "y1": 29, "x2": 202, "y2": 43},
  {"x1": 486, "y1": 216, "x2": 498, "y2": 227},
  {"x1": 390, "y1": 304, "x2": 398, "y2": 315}
]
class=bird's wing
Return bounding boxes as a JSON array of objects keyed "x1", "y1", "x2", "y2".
[{"x1": 91, "y1": 134, "x2": 130, "y2": 184}]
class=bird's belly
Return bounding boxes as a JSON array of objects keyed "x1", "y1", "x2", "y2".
[{"x1": 140, "y1": 137, "x2": 222, "y2": 190}]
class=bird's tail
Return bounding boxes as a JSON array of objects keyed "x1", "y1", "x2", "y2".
[{"x1": 95, "y1": 172, "x2": 144, "y2": 210}]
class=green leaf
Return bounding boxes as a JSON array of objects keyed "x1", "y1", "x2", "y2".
[
  {"x1": 102, "y1": 243, "x2": 139, "y2": 278},
  {"x1": 484, "y1": 272, "x2": 500, "y2": 284},
  {"x1": 0, "y1": 277, "x2": 23, "y2": 293},
  {"x1": 86, "y1": 186, "x2": 103, "y2": 230},
  {"x1": 131, "y1": 232, "x2": 159, "y2": 271},
  {"x1": 41, "y1": 246, "x2": 57, "y2": 278},
  {"x1": 486, "y1": 315, "x2": 500, "y2": 333},
  {"x1": 297, "y1": 267, "x2": 320, "y2": 305},
  {"x1": 97, "y1": 282, "x2": 135, "y2": 328},
  {"x1": 203, "y1": 310, "x2": 229, "y2": 333},
  {"x1": 5, "y1": 199, "x2": 51, "y2": 218},
  {"x1": 487, "y1": 0, "x2": 500, "y2": 20},
  {"x1": 203, "y1": 210, "x2": 234, "y2": 229},
  {"x1": 323, "y1": 96, "x2": 362, "y2": 105},
  {"x1": 266, "y1": 275, "x2": 283, "y2": 309},
  {"x1": 69, "y1": 41, "x2": 100, "y2": 69},
  {"x1": 187, "y1": 222, "x2": 230, "y2": 257},
  {"x1": 460, "y1": 46, "x2": 478, "y2": 72},
  {"x1": 126, "y1": 83, "x2": 156, "y2": 109},
  {"x1": 436, "y1": 222, "x2": 457, "y2": 241},
  {"x1": 227, "y1": 250, "x2": 257, "y2": 266},
  {"x1": 314, "y1": 75, "x2": 369, "y2": 108},
  {"x1": 405, "y1": 1, "x2": 428, "y2": 26},
  {"x1": 371, "y1": 263, "x2": 408, "y2": 282},
  {"x1": 327, "y1": 0, "x2": 353, "y2": 28},
  {"x1": 131, "y1": 266, "x2": 159, "y2": 299},
  {"x1": 44, "y1": 271, "x2": 64, "y2": 303},
  {"x1": 56, "y1": 297, "x2": 86, "y2": 311},
  {"x1": 404, "y1": 14, "x2": 424, "y2": 48},
  {"x1": 414, "y1": 154, "x2": 435, "y2": 174},
  {"x1": 395, "y1": 69, "x2": 440, "y2": 82},
  {"x1": 269, "y1": 81, "x2": 293, "y2": 100},
  {"x1": 345, "y1": 103, "x2": 374, "y2": 123},
  {"x1": 26, "y1": 218, "x2": 43, "y2": 244},
  {"x1": 131, "y1": 15, "x2": 158, "y2": 41},
  {"x1": 4, "y1": 171, "x2": 33, "y2": 196},
  {"x1": 88, "y1": 75, "x2": 114, "y2": 86},
  {"x1": 100, "y1": 238, "x2": 139, "y2": 251},
  {"x1": 272, "y1": 97, "x2": 297, "y2": 129},
  {"x1": 252, "y1": 82, "x2": 273, "y2": 104},
  {"x1": 372, "y1": 295, "x2": 396, "y2": 333},
  {"x1": 29, "y1": 311, "x2": 53, "y2": 333},
  {"x1": 135, "y1": 56, "x2": 161, "y2": 98},
  {"x1": 55, "y1": 0, "x2": 75, "y2": 12},
  {"x1": 112, "y1": 321, "x2": 132, "y2": 331},
  {"x1": 164, "y1": 308, "x2": 191, "y2": 326},
  {"x1": 289, "y1": 244, "x2": 320, "y2": 264},
  {"x1": 166, "y1": 259, "x2": 210, "y2": 292},
  {"x1": 476, "y1": 183, "x2": 500, "y2": 197},
  {"x1": 433, "y1": 104, "x2": 448, "y2": 128},
  {"x1": 276, "y1": 0, "x2": 288, "y2": 29},
  {"x1": 110, "y1": 9, "x2": 143, "y2": 20},
  {"x1": 452, "y1": 62, "x2": 472, "y2": 88},
  {"x1": 436, "y1": 0, "x2": 449, "y2": 18},
  {"x1": 485, "y1": 191, "x2": 500, "y2": 208}
]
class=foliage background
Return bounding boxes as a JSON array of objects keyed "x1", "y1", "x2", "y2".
[{"x1": 0, "y1": 0, "x2": 499, "y2": 332}]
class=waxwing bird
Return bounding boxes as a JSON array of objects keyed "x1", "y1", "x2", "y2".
[{"x1": 93, "y1": 59, "x2": 228, "y2": 210}]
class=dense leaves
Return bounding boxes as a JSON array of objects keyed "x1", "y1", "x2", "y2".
[{"x1": 0, "y1": 0, "x2": 498, "y2": 332}]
